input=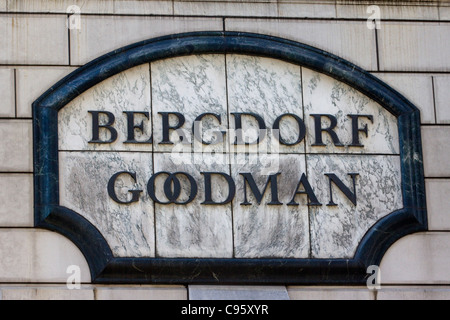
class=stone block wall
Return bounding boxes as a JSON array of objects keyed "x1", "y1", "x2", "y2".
[{"x1": 0, "y1": 0, "x2": 449, "y2": 300}]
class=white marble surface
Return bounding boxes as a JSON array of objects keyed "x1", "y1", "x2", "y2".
[
  {"x1": 227, "y1": 55, "x2": 304, "y2": 154},
  {"x1": 302, "y1": 67, "x2": 399, "y2": 154},
  {"x1": 151, "y1": 54, "x2": 228, "y2": 154},
  {"x1": 231, "y1": 154, "x2": 310, "y2": 258},
  {"x1": 59, "y1": 64, "x2": 152, "y2": 151},
  {"x1": 307, "y1": 154, "x2": 403, "y2": 258},
  {"x1": 153, "y1": 152, "x2": 233, "y2": 258},
  {"x1": 59, "y1": 151, "x2": 155, "y2": 257}
]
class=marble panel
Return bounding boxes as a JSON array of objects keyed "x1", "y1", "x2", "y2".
[
  {"x1": 302, "y1": 68, "x2": 399, "y2": 155},
  {"x1": 307, "y1": 155, "x2": 403, "y2": 258},
  {"x1": 153, "y1": 153, "x2": 233, "y2": 258},
  {"x1": 151, "y1": 54, "x2": 228, "y2": 154},
  {"x1": 227, "y1": 55, "x2": 305, "y2": 154},
  {"x1": 59, "y1": 64, "x2": 152, "y2": 152},
  {"x1": 59, "y1": 152, "x2": 155, "y2": 258},
  {"x1": 231, "y1": 153, "x2": 309, "y2": 258}
]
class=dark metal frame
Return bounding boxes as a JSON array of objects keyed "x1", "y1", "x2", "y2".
[{"x1": 33, "y1": 32, "x2": 427, "y2": 285}]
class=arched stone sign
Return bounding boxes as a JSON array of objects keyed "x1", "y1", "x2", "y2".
[{"x1": 33, "y1": 32, "x2": 427, "y2": 284}]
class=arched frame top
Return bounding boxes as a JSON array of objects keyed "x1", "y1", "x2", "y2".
[{"x1": 33, "y1": 32, "x2": 427, "y2": 285}]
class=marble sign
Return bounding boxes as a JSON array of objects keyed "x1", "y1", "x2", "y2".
[
  {"x1": 34, "y1": 32, "x2": 425, "y2": 284},
  {"x1": 56, "y1": 55, "x2": 403, "y2": 260}
]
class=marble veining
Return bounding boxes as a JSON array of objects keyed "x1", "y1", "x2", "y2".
[
  {"x1": 227, "y1": 55, "x2": 305, "y2": 154},
  {"x1": 153, "y1": 152, "x2": 233, "y2": 258},
  {"x1": 151, "y1": 54, "x2": 228, "y2": 154},
  {"x1": 59, "y1": 151, "x2": 155, "y2": 257},
  {"x1": 307, "y1": 154, "x2": 403, "y2": 258},
  {"x1": 302, "y1": 67, "x2": 400, "y2": 154},
  {"x1": 231, "y1": 154, "x2": 310, "y2": 258},
  {"x1": 59, "y1": 64, "x2": 152, "y2": 151}
]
